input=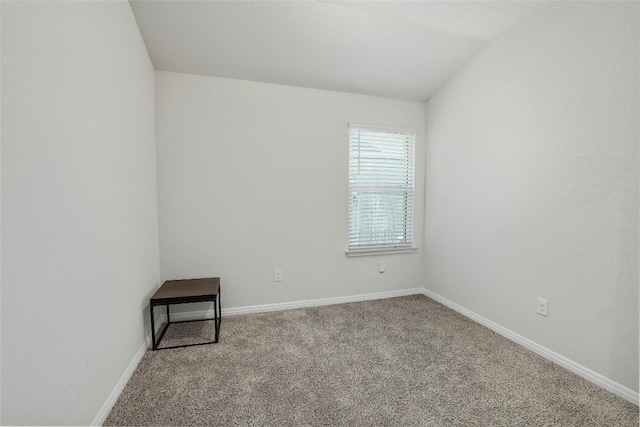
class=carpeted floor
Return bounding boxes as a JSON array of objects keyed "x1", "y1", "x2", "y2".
[{"x1": 105, "y1": 295, "x2": 638, "y2": 426}]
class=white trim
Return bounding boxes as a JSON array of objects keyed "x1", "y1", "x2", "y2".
[
  {"x1": 91, "y1": 341, "x2": 147, "y2": 426},
  {"x1": 160, "y1": 288, "x2": 424, "y2": 322},
  {"x1": 348, "y1": 122, "x2": 415, "y2": 135},
  {"x1": 421, "y1": 288, "x2": 639, "y2": 406},
  {"x1": 346, "y1": 246, "x2": 418, "y2": 257}
]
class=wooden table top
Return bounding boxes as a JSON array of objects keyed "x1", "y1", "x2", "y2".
[{"x1": 151, "y1": 277, "x2": 220, "y2": 303}]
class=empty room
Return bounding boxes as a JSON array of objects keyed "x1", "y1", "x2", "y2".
[{"x1": 1, "y1": 0, "x2": 638, "y2": 425}]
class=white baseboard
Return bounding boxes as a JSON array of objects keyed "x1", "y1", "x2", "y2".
[
  {"x1": 421, "y1": 288, "x2": 639, "y2": 406},
  {"x1": 160, "y1": 287, "x2": 424, "y2": 323},
  {"x1": 91, "y1": 341, "x2": 147, "y2": 426}
]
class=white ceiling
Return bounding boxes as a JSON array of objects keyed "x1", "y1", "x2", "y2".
[{"x1": 130, "y1": 1, "x2": 548, "y2": 101}]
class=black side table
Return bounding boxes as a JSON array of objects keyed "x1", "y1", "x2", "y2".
[{"x1": 149, "y1": 277, "x2": 221, "y2": 350}]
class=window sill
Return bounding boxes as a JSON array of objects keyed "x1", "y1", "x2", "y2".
[{"x1": 345, "y1": 247, "x2": 418, "y2": 257}]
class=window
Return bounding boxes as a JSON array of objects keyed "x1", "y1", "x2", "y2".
[{"x1": 347, "y1": 124, "x2": 416, "y2": 256}]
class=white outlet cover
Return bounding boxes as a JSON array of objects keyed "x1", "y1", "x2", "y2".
[{"x1": 536, "y1": 298, "x2": 548, "y2": 317}]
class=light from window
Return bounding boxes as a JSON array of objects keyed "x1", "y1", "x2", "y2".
[{"x1": 347, "y1": 124, "x2": 415, "y2": 255}]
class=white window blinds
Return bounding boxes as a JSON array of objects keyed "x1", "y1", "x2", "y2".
[{"x1": 348, "y1": 124, "x2": 415, "y2": 254}]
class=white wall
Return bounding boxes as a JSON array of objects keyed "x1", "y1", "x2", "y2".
[
  {"x1": 424, "y1": 2, "x2": 639, "y2": 393},
  {"x1": 156, "y1": 72, "x2": 425, "y2": 310},
  {"x1": 1, "y1": 2, "x2": 160, "y2": 424}
]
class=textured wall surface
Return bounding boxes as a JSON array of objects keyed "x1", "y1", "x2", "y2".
[
  {"x1": 1, "y1": 2, "x2": 160, "y2": 424},
  {"x1": 424, "y1": 2, "x2": 639, "y2": 392},
  {"x1": 155, "y1": 72, "x2": 425, "y2": 310}
]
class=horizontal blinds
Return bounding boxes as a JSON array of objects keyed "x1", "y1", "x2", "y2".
[{"x1": 348, "y1": 126, "x2": 415, "y2": 249}]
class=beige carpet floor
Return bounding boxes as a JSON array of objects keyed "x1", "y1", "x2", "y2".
[{"x1": 105, "y1": 295, "x2": 638, "y2": 426}]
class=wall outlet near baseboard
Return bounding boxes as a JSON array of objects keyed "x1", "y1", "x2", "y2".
[
  {"x1": 274, "y1": 269, "x2": 283, "y2": 282},
  {"x1": 536, "y1": 298, "x2": 548, "y2": 316}
]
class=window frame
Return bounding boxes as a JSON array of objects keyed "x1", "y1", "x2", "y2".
[{"x1": 346, "y1": 123, "x2": 417, "y2": 257}]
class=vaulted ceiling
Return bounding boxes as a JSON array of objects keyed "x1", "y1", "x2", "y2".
[{"x1": 130, "y1": 1, "x2": 548, "y2": 101}]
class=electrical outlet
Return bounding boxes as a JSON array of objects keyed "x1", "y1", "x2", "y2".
[
  {"x1": 274, "y1": 269, "x2": 283, "y2": 282},
  {"x1": 378, "y1": 262, "x2": 385, "y2": 273},
  {"x1": 536, "y1": 298, "x2": 548, "y2": 317}
]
